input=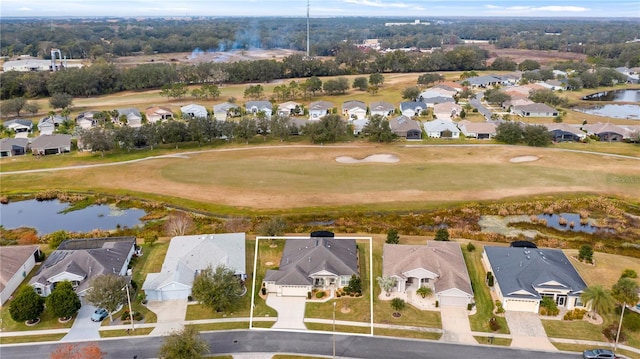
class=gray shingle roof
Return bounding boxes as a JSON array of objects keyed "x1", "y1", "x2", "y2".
[
  {"x1": 0, "y1": 245, "x2": 39, "y2": 293},
  {"x1": 484, "y1": 246, "x2": 587, "y2": 300}
]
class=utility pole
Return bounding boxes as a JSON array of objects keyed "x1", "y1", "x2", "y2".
[
  {"x1": 306, "y1": 0, "x2": 310, "y2": 57},
  {"x1": 332, "y1": 301, "x2": 336, "y2": 358}
]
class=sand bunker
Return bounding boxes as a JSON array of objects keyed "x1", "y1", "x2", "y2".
[
  {"x1": 336, "y1": 154, "x2": 400, "y2": 164},
  {"x1": 509, "y1": 155, "x2": 539, "y2": 163}
]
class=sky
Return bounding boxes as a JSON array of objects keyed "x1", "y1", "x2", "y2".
[{"x1": 1, "y1": 0, "x2": 639, "y2": 18}]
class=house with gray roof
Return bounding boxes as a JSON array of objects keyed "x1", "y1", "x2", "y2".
[
  {"x1": 277, "y1": 101, "x2": 302, "y2": 117},
  {"x1": 369, "y1": 101, "x2": 395, "y2": 118},
  {"x1": 30, "y1": 134, "x2": 71, "y2": 155},
  {"x1": 181, "y1": 103, "x2": 208, "y2": 119},
  {"x1": 544, "y1": 123, "x2": 586, "y2": 142},
  {"x1": 29, "y1": 237, "x2": 136, "y2": 297},
  {"x1": 382, "y1": 241, "x2": 473, "y2": 307},
  {"x1": 0, "y1": 137, "x2": 29, "y2": 157},
  {"x1": 117, "y1": 108, "x2": 143, "y2": 127},
  {"x1": 512, "y1": 103, "x2": 558, "y2": 117},
  {"x1": 400, "y1": 101, "x2": 427, "y2": 117},
  {"x1": 457, "y1": 120, "x2": 496, "y2": 139},
  {"x1": 423, "y1": 119, "x2": 460, "y2": 138},
  {"x1": 263, "y1": 235, "x2": 359, "y2": 297},
  {"x1": 389, "y1": 115, "x2": 422, "y2": 139},
  {"x1": 76, "y1": 111, "x2": 98, "y2": 130},
  {"x1": 213, "y1": 102, "x2": 240, "y2": 121},
  {"x1": 3, "y1": 119, "x2": 33, "y2": 134},
  {"x1": 342, "y1": 100, "x2": 367, "y2": 120},
  {"x1": 463, "y1": 75, "x2": 504, "y2": 88},
  {"x1": 0, "y1": 245, "x2": 41, "y2": 306},
  {"x1": 245, "y1": 101, "x2": 273, "y2": 118},
  {"x1": 482, "y1": 246, "x2": 588, "y2": 313},
  {"x1": 142, "y1": 233, "x2": 246, "y2": 301},
  {"x1": 309, "y1": 101, "x2": 334, "y2": 120},
  {"x1": 37, "y1": 115, "x2": 66, "y2": 135},
  {"x1": 582, "y1": 122, "x2": 631, "y2": 142}
]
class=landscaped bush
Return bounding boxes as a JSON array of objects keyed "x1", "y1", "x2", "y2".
[
  {"x1": 489, "y1": 317, "x2": 501, "y2": 331},
  {"x1": 316, "y1": 291, "x2": 325, "y2": 299},
  {"x1": 563, "y1": 308, "x2": 587, "y2": 321},
  {"x1": 307, "y1": 292, "x2": 312, "y2": 299},
  {"x1": 623, "y1": 310, "x2": 640, "y2": 332},
  {"x1": 466, "y1": 242, "x2": 476, "y2": 252},
  {"x1": 540, "y1": 297, "x2": 559, "y2": 316},
  {"x1": 486, "y1": 272, "x2": 494, "y2": 287},
  {"x1": 494, "y1": 300, "x2": 505, "y2": 314},
  {"x1": 603, "y1": 323, "x2": 626, "y2": 342},
  {"x1": 120, "y1": 310, "x2": 143, "y2": 321}
]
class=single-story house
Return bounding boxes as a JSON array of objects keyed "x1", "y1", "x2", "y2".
[
  {"x1": 544, "y1": 123, "x2": 587, "y2": 142},
  {"x1": 245, "y1": 101, "x2": 273, "y2": 118},
  {"x1": 494, "y1": 72, "x2": 522, "y2": 85},
  {"x1": 213, "y1": 102, "x2": 240, "y2": 121},
  {"x1": 457, "y1": 120, "x2": 497, "y2": 139},
  {"x1": 142, "y1": 233, "x2": 246, "y2": 302},
  {"x1": 350, "y1": 117, "x2": 369, "y2": 135},
  {"x1": 3, "y1": 119, "x2": 33, "y2": 133},
  {"x1": 181, "y1": 104, "x2": 208, "y2": 119},
  {"x1": 502, "y1": 98, "x2": 535, "y2": 110},
  {"x1": 145, "y1": 106, "x2": 173, "y2": 124},
  {"x1": 76, "y1": 111, "x2": 98, "y2": 129},
  {"x1": 423, "y1": 96, "x2": 456, "y2": 108},
  {"x1": 400, "y1": 102, "x2": 427, "y2": 117},
  {"x1": 582, "y1": 122, "x2": 631, "y2": 142},
  {"x1": 0, "y1": 137, "x2": 29, "y2": 157},
  {"x1": 117, "y1": 108, "x2": 143, "y2": 127},
  {"x1": 462, "y1": 75, "x2": 504, "y2": 88},
  {"x1": 433, "y1": 102, "x2": 463, "y2": 120},
  {"x1": 512, "y1": 103, "x2": 559, "y2": 117},
  {"x1": 342, "y1": 100, "x2": 367, "y2": 120},
  {"x1": 369, "y1": 101, "x2": 395, "y2": 118},
  {"x1": 309, "y1": 101, "x2": 334, "y2": 120},
  {"x1": 263, "y1": 234, "x2": 359, "y2": 297},
  {"x1": 382, "y1": 241, "x2": 474, "y2": 307},
  {"x1": 389, "y1": 115, "x2": 422, "y2": 139},
  {"x1": 29, "y1": 237, "x2": 136, "y2": 297},
  {"x1": 278, "y1": 101, "x2": 302, "y2": 117},
  {"x1": 541, "y1": 79, "x2": 568, "y2": 91},
  {"x1": 30, "y1": 134, "x2": 72, "y2": 155},
  {"x1": 418, "y1": 88, "x2": 456, "y2": 101},
  {"x1": 37, "y1": 115, "x2": 66, "y2": 135},
  {"x1": 438, "y1": 81, "x2": 464, "y2": 92},
  {"x1": 482, "y1": 246, "x2": 588, "y2": 313},
  {"x1": 423, "y1": 119, "x2": 460, "y2": 138},
  {"x1": 0, "y1": 245, "x2": 41, "y2": 306}
]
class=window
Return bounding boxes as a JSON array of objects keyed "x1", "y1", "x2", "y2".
[
  {"x1": 575, "y1": 297, "x2": 583, "y2": 307},
  {"x1": 35, "y1": 287, "x2": 42, "y2": 295},
  {"x1": 340, "y1": 276, "x2": 349, "y2": 286}
]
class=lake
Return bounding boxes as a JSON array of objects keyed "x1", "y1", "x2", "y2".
[
  {"x1": 0, "y1": 199, "x2": 147, "y2": 235},
  {"x1": 582, "y1": 89, "x2": 640, "y2": 102},
  {"x1": 577, "y1": 90, "x2": 640, "y2": 119},
  {"x1": 536, "y1": 213, "x2": 604, "y2": 234}
]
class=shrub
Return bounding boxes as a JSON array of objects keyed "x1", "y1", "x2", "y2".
[
  {"x1": 435, "y1": 300, "x2": 439, "y2": 308},
  {"x1": 624, "y1": 310, "x2": 640, "y2": 332},
  {"x1": 540, "y1": 297, "x2": 559, "y2": 316},
  {"x1": 603, "y1": 323, "x2": 625, "y2": 342},
  {"x1": 261, "y1": 287, "x2": 266, "y2": 295},
  {"x1": 466, "y1": 242, "x2": 476, "y2": 252},
  {"x1": 467, "y1": 303, "x2": 474, "y2": 311},
  {"x1": 120, "y1": 310, "x2": 143, "y2": 321},
  {"x1": 563, "y1": 309, "x2": 586, "y2": 321},
  {"x1": 316, "y1": 291, "x2": 325, "y2": 299},
  {"x1": 487, "y1": 272, "x2": 494, "y2": 287},
  {"x1": 307, "y1": 292, "x2": 312, "y2": 299},
  {"x1": 621, "y1": 269, "x2": 638, "y2": 279},
  {"x1": 495, "y1": 300, "x2": 505, "y2": 314}
]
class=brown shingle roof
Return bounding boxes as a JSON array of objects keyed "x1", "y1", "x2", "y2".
[{"x1": 0, "y1": 245, "x2": 40, "y2": 293}]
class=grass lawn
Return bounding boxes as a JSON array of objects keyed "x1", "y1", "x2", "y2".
[
  {"x1": 542, "y1": 314, "x2": 640, "y2": 350},
  {"x1": 187, "y1": 322, "x2": 251, "y2": 331},
  {"x1": 473, "y1": 336, "x2": 512, "y2": 346},
  {"x1": 566, "y1": 249, "x2": 640, "y2": 288},
  {"x1": 374, "y1": 327, "x2": 442, "y2": 340},
  {"x1": 130, "y1": 242, "x2": 170, "y2": 324},
  {"x1": 0, "y1": 333, "x2": 66, "y2": 344},
  {"x1": 305, "y1": 322, "x2": 371, "y2": 334},
  {"x1": 0, "y1": 295, "x2": 76, "y2": 332},
  {"x1": 463, "y1": 244, "x2": 509, "y2": 334},
  {"x1": 99, "y1": 327, "x2": 154, "y2": 338}
]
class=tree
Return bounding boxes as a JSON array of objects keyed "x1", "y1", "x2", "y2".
[
  {"x1": 323, "y1": 77, "x2": 349, "y2": 95},
  {"x1": 523, "y1": 124, "x2": 552, "y2": 147},
  {"x1": 305, "y1": 76, "x2": 323, "y2": 96},
  {"x1": 78, "y1": 127, "x2": 114, "y2": 156},
  {"x1": 47, "y1": 230, "x2": 69, "y2": 249},
  {"x1": 49, "y1": 93, "x2": 74, "y2": 110},
  {"x1": 620, "y1": 269, "x2": 638, "y2": 279},
  {"x1": 302, "y1": 114, "x2": 348, "y2": 144},
  {"x1": 416, "y1": 286, "x2": 433, "y2": 298},
  {"x1": 377, "y1": 276, "x2": 397, "y2": 296},
  {"x1": 369, "y1": 73, "x2": 384, "y2": 86},
  {"x1": 51, "y1": 343, "x2": 106, "y2": 359},
  {"x1": 578, "y1": 244, "x2": 594, "y2": 263},
  {"x1": 159, "y1": 84, "x2": 188, "y2": 100},
  {"x1": 191, "y1": 265, "x2": 243, "y2": 313},
  {"x1": 1, "y1": 97, "x2": 27, "y2": 117},
  {"x1": 390, "y1": 297, "x2": 406, "y2": 315},
  {"x1": 243, "y1": 84, "x2": 264, "y2": 100},
  {"x1": 528, "y1": 89, "x2": 567, "y2": 107},
  {"x1": 84, "y1": 275, "x2": 128, "y2": 322},
  {"x1": 434, "y1": 227, "x2": 449, "y2": 241},
  {"x1": 581, "y1": 285, "x2": 615, "y2": 317},
  {"x1": 417, "y1": 73, "x2": 443, "y2": 86},
  {"x1": 9, "y1": 286, "x2": 44, "y2": 323},
  {"x1": 612, "y1": 277, "x2": 640, "y2": 306},
  {"x1": 233, "y1": 118, "x2": 257, "y2": 144},
  {"x1": 345, "y1": 274, "x2": 362, "y2": 295},
  {"x1": 164, "y1": 211, "x2": 194, "y2": 237},
  {"x1": 352, "y1": 77, "x2": 369, "y2": 91},
  {"x1": 401, "y1": 86, "x2": 420, "y2": 101},
  {"x1": 47, "y1": 281, "x2": 81, "y2": 319},
  {"x1": 386, "y1": 229, "x2": 400, "y2": 244},
  {"x1": 483, "y1": 89, "x2": 511, "y2": 105},
  {"x1": 24, "y1": 102, "x2": 40, "y2": 115},
  {"x1": 364, "y1": 115, "x2": 395, "y2": 143},
  {"x1": 518, "y1": 59, "x2": 541, "y2": 71},
  {"x1": 490, "y1": 57, "x2": 517, "y2": 71},
  {"x1": 258, "y1": 216, "x2": 287, "y2": 236},
  {"x1": 159, "y1": 326, "x2": 209, "y2": 359},
  {"x1": 495, "y1": 122, "x2": 524, "y2": 144}
]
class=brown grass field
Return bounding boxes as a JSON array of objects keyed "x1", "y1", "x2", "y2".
[{"x1": 1, "y1": 143, "x2": 638, "y2": 210}]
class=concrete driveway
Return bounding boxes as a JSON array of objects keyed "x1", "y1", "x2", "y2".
[
  {"x1": 146, "y1": 299, "x2": 188, "y2": 336},
  {"x1": 440, "y1": 307, "x2": 475, "y2": 344},
  {"x1": 266, "y1": 295, "x2": 306, "y2": 330},
  {"x1": 505, "y1": 311, "x2": 556, "y2": 350},
  {"x1": 62, "y1": 302, "x2": 102, "y2": 341}
]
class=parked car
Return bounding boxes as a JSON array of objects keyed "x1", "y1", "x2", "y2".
[
  {"x1": 90, "y1": 308, "x2": 108, "y2": 322},
  {"x1": 583, "y1": 349, "x2": 616, "y2": 359}
]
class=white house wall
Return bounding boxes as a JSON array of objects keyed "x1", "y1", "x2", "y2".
[{"x1": 0, "y1": 254, "x2": 36, "y2": 306}]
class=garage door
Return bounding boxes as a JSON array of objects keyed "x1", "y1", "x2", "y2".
[
  {"x1": 160, "y1": 289, "x2": 189, "y2": 301},
  {"x1": 280, "y1": 286, "x2": 309, "y2": 297},
  {"x1": 439, "y1": 295, "x2": 469, "y2": 307},
  {"x1": 505, "y1": 299, "x2": 538, "y2": 312}
]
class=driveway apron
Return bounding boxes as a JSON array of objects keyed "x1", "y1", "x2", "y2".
[
  {"x1": 266, "y1": 295, "x2": 306, "y2": 330},
  {"x1": 505, "y1": 311, "x2": 556, "y2": 351},
  {"x1": 440, "y1": 307, "x2": 476, "y2": 344},
  {"x1": 62, "y1": 302, "x2": 102, "y2": 341},
  {"x1": 147, "y1": 299, "x2": 188, "y2": 336}
]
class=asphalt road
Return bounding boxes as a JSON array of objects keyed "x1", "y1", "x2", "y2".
[{"x1": 0, "y1": 330, "x2": 582, "y2": 359}]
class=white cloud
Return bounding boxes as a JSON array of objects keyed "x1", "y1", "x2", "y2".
[
  {"x1": 343, "y1": 0, "x2": 411, "y2": 9},
  {"x1": 484, "y1": 3, "x2": 589, "y2": 15},
  {"x1": 17, "y1": 7, "x2": 33, "y2": 11}
]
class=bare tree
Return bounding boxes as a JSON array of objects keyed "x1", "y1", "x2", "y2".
[{"x1": 164, "y1": 211, "x2": 195, "y2": 237}]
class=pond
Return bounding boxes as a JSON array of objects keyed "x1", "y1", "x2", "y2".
[
  {"x1": 0, "y1": 199, "x2": 147, "y2": 235},
  {"x1": 536, "y1": 213, "x2": 604, "y2": 234},
  {"x1": 577, "y1": 89, "x2": 640, "y2": 119}
]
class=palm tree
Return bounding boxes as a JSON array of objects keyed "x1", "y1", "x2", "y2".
[
  {"x1": 581, "y1": 285, "x2": 615, "y2": 317},
  {"x1": 416, "y1": 286, "x2": 433, "y2": 299},
  {"x1": 390, "y1": 298, "x2": 405, "y2": 316}
]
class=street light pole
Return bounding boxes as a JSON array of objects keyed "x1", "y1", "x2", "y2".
[
  {"x1": 123, "y1": 284, "x2": 135, "y2": 332},
  {"x1": 333, "y1": 301, "x2": 336, "y2": 359},
  {"x1": 614, "y1": 302, "x2": 626, "y2": 351}
]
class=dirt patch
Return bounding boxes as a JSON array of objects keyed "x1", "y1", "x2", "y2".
[
  {"x1": 112, "y1": 49, "x2": 302, "y2": 68},
  {"x1": 265, "y1": 261, "x2": 275, "y2": 266},
  {"x1": 336, "y1": 154, "x2": 400, "y2": 164},
  {"x1": 509, "y1": 155, "x2": 539, "y2": 163}
]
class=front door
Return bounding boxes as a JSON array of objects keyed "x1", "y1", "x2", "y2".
[{"x1": 557, "y1": 295, "x2": 566, "y2": 307}]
